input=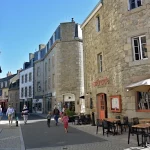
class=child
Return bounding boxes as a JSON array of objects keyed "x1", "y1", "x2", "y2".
[
  {"x1": 46, "y1": 111, "x2": 52, "y2": 127},
  {"x1": 62, "y1": 112, "x2": 69, "y2": 133}
]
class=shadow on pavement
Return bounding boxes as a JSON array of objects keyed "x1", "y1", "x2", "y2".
[{"x1": 21, "y1": 115, "x2": 106, "y2": 149}]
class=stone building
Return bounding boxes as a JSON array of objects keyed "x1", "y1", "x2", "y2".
[
  {"x1": 8, "y1": 70, "x2": 21, "y2": 112},
  {"x1": 81, "y1": 0, "x2": 150, "y2": 120},
  {"x1": 34, "y1": 19, "x2": 84, "y2": 114},
  {"x1": 8, "y1": 79, "x2": 20, "y2": 112},
  {"x1": 0, "y1": 72, "x2": 16, "y2": 112}
]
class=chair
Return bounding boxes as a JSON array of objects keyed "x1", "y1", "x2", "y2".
[
  {"x1": 121, "y1": 116, "x2": 129, "y2": 132},
  {"x1": 96, "y1": 119, "x2": 102, "y2": 134},
  {"x1": 133, "y1": 117, "x2": 139, "y2": 125},
  {"x1": 102, "y1": 120, "x2": 109, "y2": 137},
  {"x1": 128, "y1": 122, "x2": 143, "y2": 146}
]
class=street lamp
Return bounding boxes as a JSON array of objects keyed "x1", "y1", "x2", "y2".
[{"x1": 0, "y1": 66, "x2": 2, "y2": 73}]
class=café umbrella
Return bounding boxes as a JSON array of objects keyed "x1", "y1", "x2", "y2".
[{"x1": 126, "y1": 79, "x2": 150, "y2": 92}]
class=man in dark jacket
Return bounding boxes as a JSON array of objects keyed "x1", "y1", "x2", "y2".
[{"x1": 53, "y1": 107, "x2": 60, "y2": 126}]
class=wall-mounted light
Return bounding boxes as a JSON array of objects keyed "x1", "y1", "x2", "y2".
[{"x1": 127, "y1": 89, "x2": 129, "y2": 92}]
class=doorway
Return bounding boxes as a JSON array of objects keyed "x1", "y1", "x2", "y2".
[{"x1": 97, "y1": 93, "x2": 107, "y2": 120}]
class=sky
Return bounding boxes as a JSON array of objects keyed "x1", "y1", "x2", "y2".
[{"x1": 0, "y1": 0, "x2": 99, "y2": 78}]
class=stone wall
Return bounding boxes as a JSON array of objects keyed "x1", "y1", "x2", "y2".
[{"x1": 82, "y1": 0, "x2": 150, "y2": 118}]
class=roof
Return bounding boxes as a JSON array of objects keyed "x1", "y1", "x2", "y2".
[
  {"x1": 0, "y1": 74, "x2": 16, "y2": 82},
  {"x1": 81, "y1": 0, "x2": 103, "y2": 29}
]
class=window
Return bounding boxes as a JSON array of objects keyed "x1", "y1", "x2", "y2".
[
  {"x1": 1, "y1": 82, "x2": 3, "y2": 88},
  {"x1": 137, "y1": 92, "x2": 150, "y2": 111},
  {"x1": 48, "y1": 59, "x2": 50, "y2": 71},
  {"x1": 52, "y1": 54, "x2": 55, "y2": 67},
  {"x1": 98, "y1": 53, "x2": 103, "y2": 72},
  {"x1": 25, "y1": 87, "x2": 27, "y2": 97},
  {"x1": 96, "y1": 16, "x2": 100, "y2": 32},
  {"x1": 45, "y1": 62, "x2": 47, "y2": 76},
  {"x1": 29, "y1": 86, "x2": 32, "y2": 97},
  {"x1": 132, "y1": 35, "x2": 147, "y2": 61},
  {"x1": 22, "y1": 75, "x2": 24, "y2": 83},
  {"x1": 4, "y1": 92, "x2": 7, "y2": 97},
  {"x1": 52, "y1": 74, "x2": 55, "y2": 88},
  {"x1": 45, "y1": 80, "x2": 47, "y2": 91},
  {"x1": 25, "y1": 74, "x2": 27, "y2": 83},
  {"x1": 37, "y1": 82, "x2": 41, "y2": 92},
  {"x1": 48, "y1": 77, "x2": 51, "y2": 89},
  {"x1": 5, "y1": 81, "x2": 7, "y2": 87},
  {"x1": 37, "y1": 67, "x2": 40, "y2": 76},
  {"x1": 128, "y1": 0, "x2": 142, "y2": 10},
  {"x1": 21, "y1": 88, "x2": 24, "y2": 97},
  {"x1": 29, "y1": 72, "x2": 32, "y2": 82}
]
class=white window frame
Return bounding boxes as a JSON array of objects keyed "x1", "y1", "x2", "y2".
[
  {"x1": 132, "y1": 35, "x2": 147, "y2": 61},
  {"x1": 128, "y1": 0, "x2": 142, "y2": 10},
  {"x1": 98, "y1": 53, "x2": 103, "y2": 73}
]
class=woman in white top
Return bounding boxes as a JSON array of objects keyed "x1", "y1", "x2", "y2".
[
  {"x1": 6, "y1": 105, "x2": 14, "y2": 126},
  {"x1": 0, "y1": 105, "x2": 2, "y2": 121}
]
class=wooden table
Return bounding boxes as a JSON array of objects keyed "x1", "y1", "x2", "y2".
[
  {"x1": 131, "y1": 123, "x2": 150, "y2": 147},
  {"x1": 140, "y1": 119, "x2": 150, "y2": 123},
  {"x1": 104, "y1": 118, "x2": 121, "y2": 135},
  {"x1": 104, "y1": 118, "x2": 120, "y2": 123}
]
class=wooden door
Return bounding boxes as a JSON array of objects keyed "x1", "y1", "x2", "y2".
[{"x1": 97, "y1": 94, "x2": 107, "y2": 120}]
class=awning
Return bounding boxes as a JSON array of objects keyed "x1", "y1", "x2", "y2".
[
  {"x1": 126, "y1": 79, "x2": 150, "y2": 92},
  {"x1": 79, "y1": 96, "x2": 85, "y2": 99}
]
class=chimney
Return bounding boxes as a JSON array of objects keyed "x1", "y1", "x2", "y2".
[
  {"x1": 7, "y1": 71, "x2": 12, "y2": 77},
  {"x1": 39, "y1": 44, "x2": 45, "y2": 51},
  {"x1": 29, "y1": 53, "x2": 34, "y2": 61},
  {"x1": 71, "y1": 18, "x2": 74, "y2": 22}
]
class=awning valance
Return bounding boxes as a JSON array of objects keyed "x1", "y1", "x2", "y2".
[{"x1": 126, "y1": 79, "x2": 150, "y2": 92}]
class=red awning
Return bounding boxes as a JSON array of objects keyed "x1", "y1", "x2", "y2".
[{"x1": 0, "y1": 99, "x2": 8, "y2": 102}]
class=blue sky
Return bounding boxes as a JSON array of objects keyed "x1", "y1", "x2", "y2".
[{"x1": 0, "y1": 0, "x2": 99, "y2": 78}]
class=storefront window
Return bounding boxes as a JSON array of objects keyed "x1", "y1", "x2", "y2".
[{"x1": 137, "y1": 92, "x2": 150, "y2": 111}]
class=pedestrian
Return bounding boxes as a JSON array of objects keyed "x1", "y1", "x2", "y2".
[
  {"x1": 62, "y1": 112, "x2": 69, "y2": 133},
  {"x1": 0, "y1": 105, "x2": 3, "y2": 122},
  {"x1": 6, "y1": 105, "x2": 14, "y2": 126},
  {"x1": 22, "y1": 105, "x2": 29, "y2": 124},
  {"x1": 53, "y1": 107, "x2": 60, "y2": 126},
  {"x1": 46, "y1": 111, "x2": 52, "y2": 127}
]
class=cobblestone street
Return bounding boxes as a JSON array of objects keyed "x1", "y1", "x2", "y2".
[{"x1": 0, "y1": 114, "x2": 148, "y2": 150}]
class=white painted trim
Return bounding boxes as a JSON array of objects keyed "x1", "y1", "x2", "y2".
[{"x1": 81, "y1": 2, "x2": 102, "y2": 29}]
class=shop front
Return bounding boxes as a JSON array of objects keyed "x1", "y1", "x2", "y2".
[
  {"x1": 32, "y1": 99, "x2": 43, "y2": 114},
  {"x1": 63, "y1": 93, "x2": 75, "y2": 112},
  {"x1": 0, "y1": 99, "x2": 8, "y2": 113},
  {"x1": 45, "y1": 93, "x2": 52, "y2": 113}
]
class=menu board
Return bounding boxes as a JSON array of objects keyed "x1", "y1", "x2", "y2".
[{"x1": 110, "y1": 95, "x2": 121, "y2": 112}]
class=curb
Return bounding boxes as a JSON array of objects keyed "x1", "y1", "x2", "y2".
[{"x1": 19, "y1": 124, "x2": 25, "y2": 150}]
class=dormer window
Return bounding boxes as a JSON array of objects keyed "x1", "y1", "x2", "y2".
[{"x1": 128, "y1": 0, "x2": 142, "y2": 10}]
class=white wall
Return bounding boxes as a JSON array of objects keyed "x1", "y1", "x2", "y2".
[{"x1": 19, "y1": 67, "x2": 33, "y2": 100}]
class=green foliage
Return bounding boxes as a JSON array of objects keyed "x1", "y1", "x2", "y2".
[{"x1": 65, "y1": 109, "x2": 75, "y2": 117}]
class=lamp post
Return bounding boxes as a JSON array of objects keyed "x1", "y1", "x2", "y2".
[{"x1": 0, "y1": 51, "x2": 2, "y2": 73}]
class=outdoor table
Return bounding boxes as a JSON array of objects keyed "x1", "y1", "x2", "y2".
[
  {"x1": 140, "y1": 119, "x2": 150, "y2": 123},
  {"x1": 104, "y1": 118, "x2": 121, "y2": 135},
  {"x1": 132, "y1": 123, "x2": 150, "y2": 147},
  {"x1": 104, "y1": 118, "x2": 120, "y2": 123}
]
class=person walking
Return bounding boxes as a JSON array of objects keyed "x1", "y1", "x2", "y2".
[
  {"x1": 0, "y1": 105, "x2": 3, "y2": 122},
  {"x1": 6, "y1": 105, "x2": 14, "y2": 126},
  {"x1": 53, "y1": 107, "x2": 60, "y2": 126},
  {"x1": 62, "y1": 112, "x2": 69, "y2": 133},
  {"x1": 22, "y1": 105, "x2": 29, "y2": 124},
  {"x1": 46, "y1": 111, "x2": 52, "y2": 127}
]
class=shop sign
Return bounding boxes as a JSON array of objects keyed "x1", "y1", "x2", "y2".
[{"x1": 92, "y1": 77, "x2": 109, "y2": 87}]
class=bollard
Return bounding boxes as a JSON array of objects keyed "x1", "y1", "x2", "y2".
[
  {"x1": 91, "y1": 112, "x2": 96, "y2": 126},
  {"x1": 16, "y1": 117, "x2": 18, "y2": 127}
]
